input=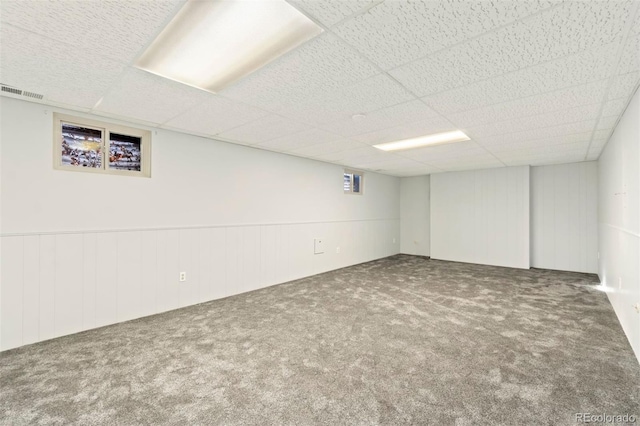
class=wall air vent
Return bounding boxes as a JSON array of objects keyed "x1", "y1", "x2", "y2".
[{"x1": 0, "y1": 84, "x2": 44, "y2": 100}]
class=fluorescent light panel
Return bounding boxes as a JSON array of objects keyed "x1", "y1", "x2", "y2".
[
  {"x1": 373, "y1": 130, "x2": 470, "y2": 152},
  {"x1": 135, "y1": 0, "x2": 323, "y2": 93}
]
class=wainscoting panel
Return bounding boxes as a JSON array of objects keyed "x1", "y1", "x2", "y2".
[{"x1": 1, "y1": 219, "x2": 400, "y2": 351}]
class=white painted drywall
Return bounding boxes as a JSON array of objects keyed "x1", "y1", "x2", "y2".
[
  {"x1": 530, "y1": 162, "x2": 598, "y2": 274},
  {"x1": 0, "y1": 97, "x2": 401, "y2": 350},
  {"x1": 598, "y1": 86, "x2": 640, "y2": 362},
  {"x1": 400, "y1": 175, "x2": 430, "y2": 256},
  {"x1": 430, "y1": 166, "x2": 530, "y2": 269}
]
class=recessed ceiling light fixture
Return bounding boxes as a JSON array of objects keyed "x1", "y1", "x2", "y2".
[
  {"x1": 135, "y1": 0, "x2": 324, "y2": 93},
  {"x1": 373, "y1": 130, "x2": 470, "y2": 152}
]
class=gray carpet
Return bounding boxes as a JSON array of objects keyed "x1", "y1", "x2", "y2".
[{"x1": 1, "y1": 255, "x2": 638, "y2": 425}]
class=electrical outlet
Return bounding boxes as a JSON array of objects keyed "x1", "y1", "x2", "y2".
[
  {"x1": 393, "y1": 238, "x2": 396, "y2": 244},
  {"x1": 618, "y1": 277, "x2": 622, "y2": 290},
  {"x1": 634, "y1": 303, "x2": 640, "y2": 314},
  {"x1": 336, "y1": 247, "x2": 340, "y2": 254},
  {"x1": 179, "y1": 272, "x2": 187, "y2": 282}
]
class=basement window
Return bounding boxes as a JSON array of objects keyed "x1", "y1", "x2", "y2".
[
  {"x1": 344, "y1": 169, "x2": 363, "y2": 195},
  {"x1": 53, "y1": 113, "x2": 151, "y2": 177}
]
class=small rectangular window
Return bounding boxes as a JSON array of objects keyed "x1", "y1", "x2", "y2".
[
  {"x1": 54, "y1": 113, "x2": 151, "y2": 177},
  {"x1": 344, "y1": 169, "x2": 363, "y2": 195}
]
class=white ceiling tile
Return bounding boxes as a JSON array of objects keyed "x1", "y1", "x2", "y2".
[
  {"x1": 478, "y1": 132, "x2": 593, "y2": 151},
  {"x1": 333, "y1": 0, "x2": 557, "y2": 70},
  {"x1": 276, "y1": 74, "x2": 414, "y2": 125},
  {"x1": 593, "y1": 128, "x2": 614, "y2": 141},
  {"x1": 216, "y1": 114, "x2": 311, "y2": 145},
  {"x1": 601, "y1": 98, "x2": 628, "y2": 117},
  {"x1": 630, "y1": 8, "x2": 640, "y2": 37},
  {"x1": 96, "y1": 69, "x2": 210, "y2": 124},
  {"x1": 163, "y1": 97, "x2": 267, "y2": 136},
  {"x1": 448, "y1": 80, "x2": 609, "y2": 129},
  {"x1": 587, "y1": 138, "x2": 609, "y2": 160},
  {"x1": 422, "y1": 42, "x2": 618, "y2": 115},
  {"x1": 491, "y1": 141, "x2": 589, "y2": 157},
  {"x1": 352, "y1": 115, "x2": 455, "y2": 145},
  {"x1": 318, "y1": 100, "x2": 441, "y2": 137},
  {"x1": 504, "y1": 152, "x2": 587, "y2": 166},
  {"x1": 617, "y1": 34, "x2": 640, "y2": 75},
  {"x1": 0, "y1": 25, "x2": 125, "y2": 109},
  {"x1": 288, "y1": 139, "x2": 367, "y2": 157},
  {"x1": 220, "y1": 33, "x2": 379, "y2": 112},
  {"x1": 608, "y1": 71, "x2": 640, "y2": 99},
  {"x1": 0, "y1": 0, "x2": 183, "y2": 64},
  {"x1": 473, "y1": 120, "x2": 597, "y2": 146},
  {"x1": 287, "y1": 0, "x2": 379, "y2": 27},
  {"x1": 465, "y1": 103, "x2": 601, "y2": 139},
  {"x1": 596, "y1": 115, "x2": 619, "y2": 130},
  {"x1": 385, "y1": 166, "x2": 441, "y2": 177},
  {"x1": 254, "y1": 128, "x2": 343, "y2": 152},
  {"x1": 390, "y1": 1, "x2": 633, "y2": 96},
  {"x1": 349, "y1": 157, "x2": 427, "y2": 172},
  {"x1": 430, "y1": 157, "x2": 505, "y2": 172}
]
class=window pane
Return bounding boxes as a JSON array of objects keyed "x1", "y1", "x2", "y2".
[
  {"x1": 344, "y1": 173, "x2": 352, "y2": 191},
  {"x1": 61, "y1": 123, "x2": 103, "y2": 168},
  {"x1": 353, "y1": 174, "x2": 361, "y2": 193},
  {"x1": 109, "y1": 133, "x2": 142, "y2": 172}
]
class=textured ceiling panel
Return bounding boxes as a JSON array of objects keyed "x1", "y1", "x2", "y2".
[
  {"x1": 254, "y1": 128, "x2": 343, "y2": 152},
  {"x1": 163, "y1": 97, "x2": 267, "y2": 136},
  {"x1": 422, "y1": 43, "x2": 617, "y2": 115},
  {"x1": 428, "y1": 156, "x2": 505, "y2": 172},
  {"x1": 474, "y1": 120, "x2": 597, "y2": 146},
  {"x1": 220, "y1": 33, "x2": 379, "y2": 112},
  {"x1": 0, "y1": 26, "x2": 125, "y2": 109},
  {"x1": 384, "y1": 165, "x2": 443, "y2": 177},
  {"x1": 318, "y1": 100, "x2": 440, "y2": 137},
  {"x1": 398, "y1": 141, "x2": 493, "y2": 163},
  {"x1": 0, "y1": 0, "x2": 183, "y2": 64},
  {"x1": 352, "y1": 115, "x2": 455, "y2": 146},
  {"x1": 465, "y1": 103, "x2": 602, "y2": 139},
  {"x1": 390, "y1": 1, "x2": 632, "y2": 97},
  {"x1": 596, "y1": 115, "x2": 619, "y2": 131},
  {"x1": 608, "y1": 72, "x2": 640, "y2": 99},
  {"x1": 587, "y1": 139, "x2": 609, "y2": 160},
  {"x1": 275, "y1": 74, "x2": 414, "y2": 125},
  {"x1": 288, "y1": 140, "x2": 367, "y2": 158},
  {"x1": 348, "y1": 157, "x2": 427, "y2": 172},
  {"x1": 216, "y1": 114, "x2": 311, "y2": 145},
  {"x1": 601, "y1": 98, "x2": 629, "y2": 117},
  {"x1": 333, "y1": 0, "x2": 557, "y2": 70},
  {"x1": 287, "y1": 0, "x2": 379, "y2": 27},
  {"x1": 96, "y1": 69, "x2": 210, "y2": 125},
  {"x1": 478, "y1": 132, "x2": 593, "y2": 151},
  {"x1": 448, "y1": 80, "x2": 609, "y2": 129},
  {"x1": 617, "y1": 34, "x2": 640, "y2": 75}
]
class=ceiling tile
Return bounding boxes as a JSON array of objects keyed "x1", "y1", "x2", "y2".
[
  {"x1": 288, "y1": 140, "x2": 367, "y2": 158},
  {"x1": 216, "y1": 114, "x2": 311, "y2": 145},
  {"x1": 333, "y1": 0, "x2": 557, "y2": 70},
  {"x1": 464, "y1": 103, "x2": 601, "y2": 139},
  {"x1": 448, "y1": 80, "x2": 609, "y2": 129},
  {"x1": 608, "y1": 71, "x2": 640, "y2": 99},
  {"x1": 276, "y1": 74, "x2": 414, "y2": 125},
  {"x1": 348, "y1": 157, "x2": 427, "y2": 172},
  {"x1": 318, "y1": 99, "x2": 441, "y2": 137},
  {"x1": 253, "y1": 128, "x2": 343, "y2": 152},
  {"x1": 220, "y1": 33, "x2": 379, "y2": 112},
  {"x1": 390, "y1": 1, "x2": 632, "y2": 96},
  {"x1": 287, "y1": 0, "x2": 379, "y2": 27},
  {"x1": 601, "y1": 98, "x2": 628, "y2": 117},
  {"x1": 593, "y1": 129, "x2": 614, "y2": 141},
  {"x1": 587, "y1": 138, "x2": 609, "y2": 160},
  {"x1": 96, "y1": 69, "x2": 210, "y2": 125},
  {"x1": 473, "y1": 120, "x2": 597, "y2": 146},
  {"x1": 478, "y1": 132, "x2": 593, "y2": 151},
  {"x1": 422, "y1": 42, "x2": 618, "y2": 115},
  {"x1": 0, "y1": 25, "x2": 125, "y2": 109},
  {"x1": 398, "y1": 141, "x2": 493, "y2": 163},
  {"x1": 617, "y1": 34, "x2": 640, "y2": 74},
  {"x1": 163, "y1": 97, "x2": 267, "y2": 136},
  {"x1": 384, "y1": 165, "x2": 442, "y2": 177},
  {"x1": 0, "y1": 0, "x2": 183, "y2": 64},
  {"x1": 352, "y1": 115, "x2": 455, "y2": 145},
  {"x1": 430, "y1": 156, "x2": 505, "y2": 172},
  {"x1": 596, "y1": 115, "x2": 619, "y2": 130}
]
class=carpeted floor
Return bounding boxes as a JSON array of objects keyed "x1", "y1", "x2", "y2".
[{"x1": 1, "y1": 254, "x2": 638, "y2": 425}]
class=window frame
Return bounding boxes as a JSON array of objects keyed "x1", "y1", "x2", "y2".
[
  {"x1": 53, "y1": 113, "x2": 151, "y2": 177},
  {"x1": 344, "y1": 169, "x2": 364, "y2": 195}
]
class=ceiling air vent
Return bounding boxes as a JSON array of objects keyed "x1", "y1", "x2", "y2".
[
  {"x1": 1, "y1": 85, "x2": 22, "y2": 95},
  {"x1": 0, "y1": 84, "x2": 44, "y2": 100}
]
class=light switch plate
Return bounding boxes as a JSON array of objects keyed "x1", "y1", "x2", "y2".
[{"x1": 314, "y1": 238, "x2": 324, "y2": 254}]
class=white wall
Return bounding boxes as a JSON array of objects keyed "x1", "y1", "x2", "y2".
[
  {"x1": 0, "y1": 97, "x2": 401, "y2": 351},
  {"x1": 430, "y1": 166, "x2": 530, "y2": 269},
  {"x1": 400, "y1": 176, "x2": 430, "y2": 256},
  {"x1": 598, "y1": 86, "x2": 640, "y2": 361},
  {"x1": 530, "y1": 162, "x2": 598, "y2": 274}
]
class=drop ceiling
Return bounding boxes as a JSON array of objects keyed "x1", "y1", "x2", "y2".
[{"x1": 1, "y1": 0, "x2": 638, "y2": 177}]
